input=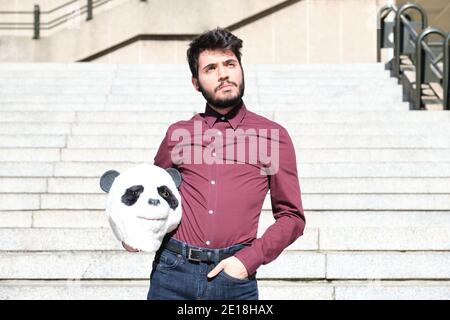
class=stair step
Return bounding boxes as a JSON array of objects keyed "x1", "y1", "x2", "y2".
[
  {"x1": 0, "y1": 95, "x2": 404, "y2": 104},
  {"x1": 0, "y1": 77, "x2": 399, "y2": 87},
  {"x1": 3, "y1": 210, "x2": 450, "y2": 229},
  {"x1": 0, "y1": 62, "x2": 386, "y2": 71},
  {"x1": 275, "y1": 110, "x2": 450, "y2": 123},
  {"x1": 3, "y1": 148, "x2": 450, "y2": 163},
  {"x1": 5, "y1": 122, "x2": 449, "y2": 135},
  {"x1": 4, "y1": 146, "x2": 450, "y2": 163},
  {"x1": 3, "y1": 122, "x2": 450, "y2": 136},
  {"x1": 0, "y1": 102, "x2": 409, "y2": 112},
  {"x1": 61, "y1": 134, "x2": 450, "y2": 149},
  {"x1": 0, "y1": 227, "x2": 447, "y2": 252},
  {"x1": 0, "y1": 279, "x2": 448, "y2": 300},
  {"x1": 0, "y1": 135, "x2": 67, "y2": 148},
  {"x1": 0, "y1": 85, "x2": 403, "y2": 96},
  {"x1": 0, "y1": 111, "x2": 194, "y2": 123},
  {"x1": 326, "y1": 252, "x2": 450, "y2": 280},
  {"x1": 2, "y1": 161, "x2": 450, "y2": 178},
  {"x1": 0, "y1": 70, "x2": 393, "y2": 79},
  {"x1": 2, "y1": 177, "x2": 450, "y2": 194},
  {"x1": 1, "y1": 251, "x2": 448, "y2": 280},
  {"x1": 4, "y1": 110, "x2": 450, "y2": 124},
  {"x1": 1, "y1": 193, "x2": 450, "y2": 211}
]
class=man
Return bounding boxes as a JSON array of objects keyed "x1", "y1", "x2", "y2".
[{"x1": 125, "y1": 27, "x2": 305, "y2": 300}]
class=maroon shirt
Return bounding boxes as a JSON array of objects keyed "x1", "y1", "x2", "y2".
[{"x1": 153, "y1": 102, "x2": 305, "y2": 275}]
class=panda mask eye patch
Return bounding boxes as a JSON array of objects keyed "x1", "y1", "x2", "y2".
[
  {"x1": 157, "y1": 185, "x2": 179, "y2": 210},
  {"x1": 121, "y1": 185, "x2": 144, "y2": 206}
]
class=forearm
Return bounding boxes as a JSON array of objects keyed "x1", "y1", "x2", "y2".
[{"x1": 234, "y1": 212, "x2": 305, "y2": 275}]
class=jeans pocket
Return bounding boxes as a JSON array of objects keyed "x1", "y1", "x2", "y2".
[
  {"x1": 155, "y1": 250, "x2": 183, "y2": 270},
  {"x1": 219, "y1": 270, "x2": 251, "y2": 283}
]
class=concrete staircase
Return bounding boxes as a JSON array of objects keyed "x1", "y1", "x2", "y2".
[{"x1": 0, "y1": 63, "x2": 449, "y2": 300}]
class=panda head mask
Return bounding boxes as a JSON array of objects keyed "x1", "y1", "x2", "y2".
[{"x1": 100, "y1": 164, "x2": 182, "y2": 252}]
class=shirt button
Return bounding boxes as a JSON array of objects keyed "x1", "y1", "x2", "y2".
[
  {"x1": 206, "y1": 241, "x2": 211, "y2": 246},
  {"x1": 211, "y1": 180, "x2": 215, "y2": 185},
  {"x1": 212, "y1": 152, "x2": 216, "y2": 157},
  {"x1": 218, "y1": 131, "x2": 222, "y2": 136},
  {"x1": 220, "y1": 116, "x2": 225, "y2": 121},
  {"x1": 208, "y1": 210, "x2": 214, "y2": 214}
]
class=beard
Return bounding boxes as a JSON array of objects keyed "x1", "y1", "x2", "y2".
[{"x1": 198, "y1": 77, "x2": 245, "y2": 109}]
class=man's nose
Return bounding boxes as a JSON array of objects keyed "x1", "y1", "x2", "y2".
[{"x1": 217, "y1": 64, "x2": 228, "y2": 80}]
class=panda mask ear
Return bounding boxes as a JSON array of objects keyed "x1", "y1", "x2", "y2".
[
  {"x1": 100, "y1": 170, "x2": 120, "y2": 193},
  {"x1": 166, "y1": 167, "x2": 182, "y2": 188}
]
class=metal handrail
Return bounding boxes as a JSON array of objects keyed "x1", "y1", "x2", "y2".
[
  {"x1": 415, "y1": 28, "x2": 447, "y2": 109},
  {"x1": 379, "y1": 3, "x2": 449, "y2": 110},
  {"x1": 45, "y1": 0, "x2": 85, "y2": 15},
  {"x1": 394, "y1": 3, "x2": 427, "y2": 78},
  {"x1": 377, "y1": 5, "x2": 395, "y2": 63},
  {"x1": 0, "y1": 0, "x2": 129, "y2": 39},
  {"x1": 44, "y1": 0, "x2": 108, "y2": 27},
  {"x1": 444, "y1": 34, "x2": 450, "y2": 109}
]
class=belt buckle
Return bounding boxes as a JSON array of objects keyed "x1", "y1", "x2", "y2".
[{"x1": 188, "y1": 248, "x2": 202, "y2": 262}]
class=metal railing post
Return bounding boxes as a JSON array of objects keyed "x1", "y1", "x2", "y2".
[
  {"x1": 33, "y1": 4, "x2": 40, "y2": 39},
  {"x1": 87, "y1": 0, "x2": 93, "y2": 21},
  {"x1": 415, "y1": 27, "x2": 446, "y2": 110},
  {"x1": 377, "y1": 5, "x2": 391, "y2": 63},
  {"x1": 394, "y1": 3, "x2": 427, "y2": 78},
  {"x1": 444, "y1": 33, "x2": 450, "y2": 110}
]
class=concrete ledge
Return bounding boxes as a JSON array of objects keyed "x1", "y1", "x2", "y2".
[
  {"x1": 0, "y1": 123, "x2": 71, "y2": 135},
  {"x1": 0, "y1": 149, "x2": 60, "y2": 162},
  {"x1": 320, "y1": 227, "x2": 450, "y2": 251},
  {"x1": 0, "y1": 194, "x2": 40, "y2": 211},
  {"x1": 63, "y1": 135, "x2": 450, "y2": 149},
  {"x1": 334, "y1": 281, "x2": 450, "y2": 300},
  {"x1": 0, "y1": 162, "x2": 54, "y2": 177},
  {"x1": 32, "y1": 210, "x2": 109, "y2": 228},
  {"x1": 21, "y1": 210, "x2": 450, "y2": 229},
  {"x1": 298, "y1": 194, "x2": 450, "y2": 211},
  {"x1": 327, "y1": 252, "x2": 450, "y2": 280},
  {"x1": 0, "y1": 102, "x2": 409, "y2": 112},
  {"x1": 0, "y1": 135, "x2": 66, "y2": 148},
  {"x1": 3, "y1": 193, "x2": 450, "y2": 211},
  {"x1": 3, "y1": 162, "x2": 450, "y2": 178},
  {"x1": 0, "y1": 251, "x2": 325, "y2": 280},
  {"x1": 0, "y1": 228, "x2": 120, "y2": 251},
  {"x1": 0, "y1": 211, "x2": 32, "y2": 228},
  {"x1": 1, "y1": 280, "x2": 448, "y2": 300},
  {"x1": 256, "y1": 252, "x2": 326, "y2": 279}
]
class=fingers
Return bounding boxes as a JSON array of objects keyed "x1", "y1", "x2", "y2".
[
  {"x1": 207, "y1": 261, "x2": 224, "y2": 278},
  {"x1": 122, "y1": 241, "x2": 139, "y2": 252}
]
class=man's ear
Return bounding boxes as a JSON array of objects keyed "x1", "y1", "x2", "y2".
[
  {"x1": 100, "y1": 170, "x2": 120, "y2": 193},
  {"x1": 192, "y1": 77, "x2": 200, "y2": 92}
]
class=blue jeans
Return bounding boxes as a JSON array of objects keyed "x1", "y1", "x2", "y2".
[{"x1": 147, "y1": 238, "x2": 258, "y2": 300}]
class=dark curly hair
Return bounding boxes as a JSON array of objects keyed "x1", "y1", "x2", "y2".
[{"x1": 187, "y1": 27, "x2": 243, "y2": 79}]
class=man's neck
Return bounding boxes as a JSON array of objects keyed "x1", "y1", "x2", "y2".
[{"x1": 208, "y1": 101, "x2": 242, "y2": 116}]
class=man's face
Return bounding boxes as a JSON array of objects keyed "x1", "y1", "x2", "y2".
[{"x1": 192, "y1": 49, "x2": 245, "y2": 109}]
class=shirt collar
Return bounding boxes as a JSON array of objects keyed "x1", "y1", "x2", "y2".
[{"x1": 203, "y1": 100, "x2": 247, "y2": 130}]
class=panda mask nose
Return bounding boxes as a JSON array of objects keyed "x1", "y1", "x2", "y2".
[{"x1": 148, "y1": 198, "x2": 160, "y2": 206}]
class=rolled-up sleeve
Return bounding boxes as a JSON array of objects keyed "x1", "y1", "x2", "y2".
[{"x1": 234, "y1": 127, "x2": 306, "y2": 275}]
